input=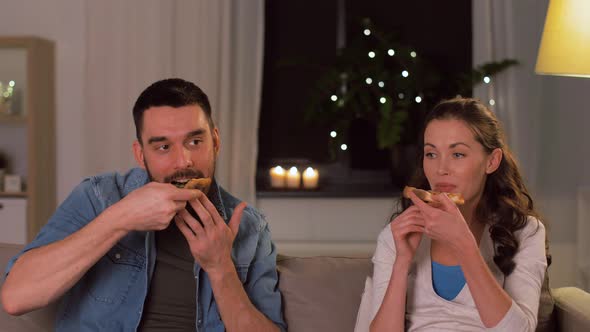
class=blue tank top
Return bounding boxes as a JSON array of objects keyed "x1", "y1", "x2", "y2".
[{"x1": 431, "y1": 261, "x2": 466, "y2": 300}]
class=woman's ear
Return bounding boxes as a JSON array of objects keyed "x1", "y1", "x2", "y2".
[
  {"x1": 133, "y1": 140, "x2": 146, "y2": 169},
  {"x1": 486, "y1": 148, "x2": 503, "y2": 174}
]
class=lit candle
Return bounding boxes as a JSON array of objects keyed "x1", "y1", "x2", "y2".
[
  {"x1": 269, "y1": 166, "x2": 286, "y2": 188},
  {"x1": 302, "y1": 167, "x2": 319, "y2": 189},
  {"x1": 286, "y1": 166, "x2": 301, "y2": 189}
]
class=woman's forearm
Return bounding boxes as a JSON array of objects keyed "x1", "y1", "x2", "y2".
[
  {"x1": 370, "y1": 260, "x2": 411, "y2": 332},
  {"x1": 456, "y1": 238, "x2": 512, "y2": 328}
]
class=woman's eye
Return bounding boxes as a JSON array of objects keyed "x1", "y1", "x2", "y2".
[
  {"x1": 453, "y1": 152, "x2": 466, "y2": 158},
  {"x1": 425, "y1": 152, "x2": 436, "y2": 158}
]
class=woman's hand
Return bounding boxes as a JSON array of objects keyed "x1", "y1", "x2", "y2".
[
  {"x1": 407, "y1": 191, "x2": 475, "y2": 253},
  {"x1": 390, "y1": 205, "x2": 425, "y2": 264}
]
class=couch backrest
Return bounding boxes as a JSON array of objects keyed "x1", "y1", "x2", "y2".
[
  {"x1": 0, "y1": 243, "x2": 57, "y2": 331},
  {"x1": 277, "y1": 255, "x2": 372, "y2": 332}
]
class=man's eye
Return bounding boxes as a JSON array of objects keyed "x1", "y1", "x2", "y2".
[
  {"x1": 157, "y1": 144, "x2": 169, "y2": 151},
  {"x1": 188, "y1": 139, "x2": 202, "y2": 146}
]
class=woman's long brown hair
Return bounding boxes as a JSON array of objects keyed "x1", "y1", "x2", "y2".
[{"x1": 397, "y1": 97, "x2": 548, "y2": 276}]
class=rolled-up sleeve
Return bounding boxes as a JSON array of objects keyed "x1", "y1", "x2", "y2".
[{"x1": 4, "y1": 179, "x2": 100, "y2": 277}]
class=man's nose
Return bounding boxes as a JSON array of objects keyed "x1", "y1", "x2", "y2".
[{"x1": 174, "y1": 147, "x2": 194, "y2": 169}]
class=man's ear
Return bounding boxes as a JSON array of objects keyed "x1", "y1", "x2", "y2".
[
  {"x1": 212, "y1": 127, "x2": 221, "y2": 157},
  {"x1": 486, "y1": 148, "x2": 503, "y2": 174},
  {"x1": 133, "y1": 140, "x2": 146, "y2": 169}
]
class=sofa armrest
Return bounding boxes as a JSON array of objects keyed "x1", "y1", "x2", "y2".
[{"x1": 552, "y1": 287, "x2": 590, "y2": 332}]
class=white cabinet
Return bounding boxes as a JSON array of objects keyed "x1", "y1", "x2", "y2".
[{"x1": 0, "y1": 198, "x2": 27, "y2": 244}]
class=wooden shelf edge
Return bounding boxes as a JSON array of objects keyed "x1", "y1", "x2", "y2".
[
  {"x1": 0, "y1": 192, "x2": 27, "y2": 198},
  {"x1": 0, "y1": 113, "x2": 27, "y2": 124}
]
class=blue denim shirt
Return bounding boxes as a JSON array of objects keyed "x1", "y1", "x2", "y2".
[{"x1": 5, "y1": 168, "x2": 286, "y2": 331}]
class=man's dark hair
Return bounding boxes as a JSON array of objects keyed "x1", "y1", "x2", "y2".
[{"x1": 132, "y1": 78, "x2": 214, "y2": 143}]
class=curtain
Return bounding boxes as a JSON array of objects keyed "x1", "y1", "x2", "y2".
[{"x1": 83, "y1": 0, "x2": 264, "y2": 204}]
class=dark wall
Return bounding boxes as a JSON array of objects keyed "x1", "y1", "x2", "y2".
[{"x1": 258, "y1": 0, "x2": 472, "y2": 169}]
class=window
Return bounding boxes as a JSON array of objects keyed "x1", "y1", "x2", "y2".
[{"x1": 257, "y1": 0, "x2": 472, "y2": 195}]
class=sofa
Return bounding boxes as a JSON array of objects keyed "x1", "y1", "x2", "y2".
[{"x1": 2, "y1": 243, "x2": 590, "y2": 332}]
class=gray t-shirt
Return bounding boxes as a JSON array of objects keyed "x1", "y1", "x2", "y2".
[{"x1": 138, "y1": 222, "x2": 196, "y2": 331}]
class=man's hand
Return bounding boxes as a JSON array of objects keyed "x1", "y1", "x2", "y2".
[
  {"x1": 175, "y1": 191, "x2": 247, "y2": 276},
  {"x1": 111, "y1": 182, "x2": 199, "y2": 232}
]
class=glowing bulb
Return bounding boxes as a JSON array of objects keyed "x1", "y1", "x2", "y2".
[
  {"x1": 415, "y1": 96, "x2": 422, "y2": 103},
  {"x1": 365, "y1": 78, "x2": 373, "y2": 85},
  {"x1": 368, "y1": 51, "x2": 376, "y2": 58},
  {"x1": 387, "y1": 49, "x2": 395, "y2": 56},
  {"x1": 380, "y1": 97, "x2": 387, "y2": 104},
  {"x1": 340, "y1": 144, "x2": 348, "y2": 151},
  {"x1": 330, "y1": 131, "x2": 337, "y2": 138},
  {"x1": 8, "y1": 81, "x2": 15, "y2": 87},
  {"x1": 363, "y1": 29, "x2": 371, "y2": 36},
  {"x1": 289, "y1": 166, "x2": 298, "y2": 175},
  {"x1": 483, "y1": 76, "x2": 491, "y2": 84},
  {"x1": 331, "y1": 95, "x2": 338, "y2": 101},
  {"x1": 398, "y1": 93, "x2": 405, "y2": 99},
  {"x1": 402, "y1": 70, "x2": 409, "y2": 78},
  {"x1": 489, "y1": 99, "x2": 496, "y2": 106},
  {"x1": 273, "y1": 166, "x2": 285, "y2": 175},
  {"x1": 410, "y1": 51, "x2": 417, "y2": 58},
  {"x1": 378, "y1": 81, "x2": 385, "y2": 88}
]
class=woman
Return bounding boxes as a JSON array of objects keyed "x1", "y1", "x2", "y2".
[{"x1": 369, "y1": 98, "x2": 547, "y2": 331}]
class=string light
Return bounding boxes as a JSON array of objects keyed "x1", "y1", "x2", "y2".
[
  {"x1": 387, "y1": 49, "x2": 395, "y2": 56},
  {"x1": 330, "y1": 95, "x2": 338, "y2": 101},
  {"x1": 489, "y1": 99, "x2": 496, "y2": 106},
  {"x1": 402, "y1": 70, "x2": 409, "y2": 78},
  {"x1": 365, "y1": 78, "x2": 373, "y2": 84},
  {"x1": 483, "y1": 76, "x2": 491, "y2": 84},
  {"x1": 379, "y1": 97, "x2": 386, "y2": 104},
  {"x1": 368, "y1": 51, "x2": 376, "y2": 58},
  {"x1": 378, "y1": 81, "x2": 385, "y2": 88},
  {"x1": 398, "y1": 93, "x2": 405, "y2": 99},
  {"x1": 340, "y1": 144, "x2": 348, "y2": 151},
  {"x1": 330, "y1": 131, "x2": 337, "y2": 138},
  {"x1": 363, "y1": 29, "x2": 371, "y2": 36},
  {"x1": 410, "y1": 51, "x2": 417, "y2": 58},
  {"x1": 415, "y1": 96, "x2": 422, "y2": 103},
  {"x1": 9, "y1": 81, "x2": 15, "y2": 87}
]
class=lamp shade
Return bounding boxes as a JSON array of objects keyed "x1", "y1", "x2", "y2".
[{"x1": 535, "y1": 0, "x2": 590, "y2": 78}]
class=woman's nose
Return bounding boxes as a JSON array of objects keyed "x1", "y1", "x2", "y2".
[{"x1": 437, "y1": 157, "x2": 450, "y2": 176}]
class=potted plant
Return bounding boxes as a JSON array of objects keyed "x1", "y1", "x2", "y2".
[{"x1": 304, "y1": 18, "x2": 518, "y2": 186}]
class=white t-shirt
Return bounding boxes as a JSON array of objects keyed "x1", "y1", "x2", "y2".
[{"x1": 369, "y1": 217, "x2": 547, "y2": 331}]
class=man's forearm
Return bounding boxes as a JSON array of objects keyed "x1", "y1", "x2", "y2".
[
  {"x1": 208, "y1": 264, "x2": 280, "y2": 332},
  {"x1": 1, "y1": 206, "x2": 129, "y2": 315}
]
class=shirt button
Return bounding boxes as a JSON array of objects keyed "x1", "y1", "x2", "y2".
[
  {"x1": 197, "y1": 319, "x2": 202, "y2": 325},
  {"x1": 115, "y1": 253, "x2": 121, "y2": 259}
]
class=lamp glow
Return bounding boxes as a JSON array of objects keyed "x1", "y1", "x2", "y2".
[{"x1": 535, "y1": 0, "x2": 590, "y2": 78}]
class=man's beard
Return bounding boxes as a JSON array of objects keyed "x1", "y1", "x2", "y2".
[{"x1": 144, "y1": 158, "x2": 216, "y2": 185}]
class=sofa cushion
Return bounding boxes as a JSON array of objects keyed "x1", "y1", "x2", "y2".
[{"x1": 277, "y1": 256, "x2": 372, "y2": 332}]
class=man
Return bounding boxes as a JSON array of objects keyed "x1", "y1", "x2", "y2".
[{"x1": 1, "y1": 78, "x2": 286, "y2": 331}]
